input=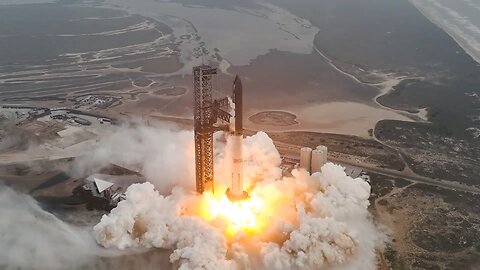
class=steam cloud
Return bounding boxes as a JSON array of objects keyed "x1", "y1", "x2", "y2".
[
  {"x1": 74, "y1": 122, "x2": 196, "y2": 194},
  {"x1": 91, "y1": 123, "x2": 384, "y2": 269},
  {"x1": 0, "y1": 185, "x2": 96, "y2": 269},
  {"x1": 0, "y1": 183, "x2": 176, "y2": 270}
]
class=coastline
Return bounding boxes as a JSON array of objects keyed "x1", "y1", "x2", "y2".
[
  {"x1": 313, "y1": 43, "x2": 429, "y2": 123},
  {"x1": 408, "y1": 0, "x2": 480, "y2": 65}
]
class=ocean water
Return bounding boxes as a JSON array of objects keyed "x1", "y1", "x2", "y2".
[{"x1": 409, "y1": 0, "x2": 480, "y2": 64}]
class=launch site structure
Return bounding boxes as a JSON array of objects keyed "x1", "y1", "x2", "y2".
[
  {"x1": 193, "y1": 65, "x2": 249, "y2": 200},
  {"x1": 225, "y1": 75, "x2": 249, "y2": 202},
  {"x1": 193, "y1": 65, "x2": 231, "y2": 194},
  {"x1": 299, "y1": 145, "x2": 328, "y2": 175}
]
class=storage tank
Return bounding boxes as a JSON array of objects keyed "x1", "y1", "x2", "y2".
[
  {"x1": 299, "y1": 147, "x2": 312, "y2": 173},
  {"x1": 311, "y1": 145, "x2": 328, "y2": 173}
]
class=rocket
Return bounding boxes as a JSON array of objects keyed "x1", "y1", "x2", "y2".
[{"x1": 226, "y1": 75, "x2": 249, "y2": 202}]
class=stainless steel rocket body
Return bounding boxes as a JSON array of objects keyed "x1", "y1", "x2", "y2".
[
  {"x1": 226, "y1": 76, "x2": 249, "y2": 202},
  {"x1": 229, "y1": 134, "x2": 244, "y2": 198},
  {"x1": 233, "y1": 76, "x2": 242, "y2": 136}
]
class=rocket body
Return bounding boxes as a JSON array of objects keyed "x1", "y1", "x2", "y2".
[
  {"x1": 233, "y1": 75, "x2": 242, "y2": 137},
  {"x1": 226, "y1": 76, "x2": 249, "y2": 202},
  {"x1": 229, "y1": 134, "x2": 244, "y2": 198}
]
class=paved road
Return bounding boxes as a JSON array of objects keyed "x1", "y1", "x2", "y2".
[{"x1": 274, "y1": 141, "x2": 480, "y2": 195}]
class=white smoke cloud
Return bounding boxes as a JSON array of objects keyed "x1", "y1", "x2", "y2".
[
  {"x1": 94, "y1": 182, "x2": 231, "y2": 269},
  {"x1": 74, "y1": 122, "x2": 196, "y2": 194},
  {"x1": 214, "y1": 131, "x2": 282, "y2": 191},
  {"x1": 76, "y1": 122, "x2": 282, "y2": 195},
  {"x1": 92, "y1": 128, "x2": 385, "y2": 270},
  {"x1": 0, "y1": 184, "x2": 96, "y2": 270},
  {"x1": 0, "y1": 183, "x2": 177, "y2": 270},
  {"x1": 258, "y1": 214, "x2": 357, "y2": 269}
]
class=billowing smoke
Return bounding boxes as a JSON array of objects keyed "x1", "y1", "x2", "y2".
[
  {"x1": 214, "y1": 131, "x2": 282, "y2": 190},
  {"x1": 94, "y1": 183, "x2": 232, "y2": 269},
  {"x1": 0, "y1": 184, "x2": 96, "y2": 269},
  {"x1": 0, "y1": 184, "x2": 176, "y2": 270},
  {"x1": 73, "y1": 122, "x2": 196, "y2": 194},
  {"x1": 91, "y1": 125, "x2": 385, "y2": 270}
]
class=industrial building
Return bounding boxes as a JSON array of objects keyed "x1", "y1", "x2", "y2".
[{"x1": 72, "y1": 176, "x2": 125, "y2": 210}]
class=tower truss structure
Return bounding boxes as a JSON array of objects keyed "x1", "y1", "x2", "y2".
[{"x1": 193, "y1": 65, "x2": 231, "y2": 194}]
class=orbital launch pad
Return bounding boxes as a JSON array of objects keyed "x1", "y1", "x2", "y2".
[{"x1": 193, "y1": 65, "x2": 248, "y2": 201}]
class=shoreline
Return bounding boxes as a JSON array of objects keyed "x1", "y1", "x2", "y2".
[
  {"x1": 312, "y1": 43, "x2": 429, "y2": 123},
  {"x1": 408, "y1": 0, "x2": 480, "y2": 65}
]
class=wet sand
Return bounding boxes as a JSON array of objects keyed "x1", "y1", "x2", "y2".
[{"x1": 247, "y1": 102, "x2": 411, "y2": 137}]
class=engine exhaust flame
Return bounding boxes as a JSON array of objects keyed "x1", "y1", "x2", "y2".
[{"x1": 199, "y1": 192, "x2": 265, "y2": 237}]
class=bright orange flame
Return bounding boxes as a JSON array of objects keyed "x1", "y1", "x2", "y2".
[{"x1": 199, "y1": 192, "x2": 266, "y2": 237}]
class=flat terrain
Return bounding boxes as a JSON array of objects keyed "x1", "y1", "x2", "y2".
[
  {"x1": 0, "y1": 3, "x2": 182, "y2": 117},
  {"x1": 249, "y1": 111, "x2": 298, "y2": 126},
  {"x1": 371, "y1": 173, "x2": 480, "y2": 270},
  {"x1": 375, "y1": 120, "x2": 480, "y2": 187},
  {"x1": 267, "y1": 131, "x2": 405, "y2": 171}
]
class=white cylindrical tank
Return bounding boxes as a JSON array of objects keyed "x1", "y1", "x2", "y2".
[
  {"x1": 230, "y1": 134, "x2": 243, "y2": 197},
  {"x1": 311, "y1": 145, "x2": 328, "y2": 173},
  {"x1": 299, "y1": 147, "x2": 312, "y2": 173},
  {"x1": 316, "y1": 145, "x2": 328, "y2": 165},
  {"x1": 226, "y1": 133, "x2": 249, "y2": 201}
]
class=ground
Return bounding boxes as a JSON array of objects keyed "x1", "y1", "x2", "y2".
[
  {"x1": 249, "y1": 111, "x2": 298, "y2": 127},
  {"x1": 371, "y1": 173, "x2": 480, "y2": 270},
  {"x1": 267, "y1": 131, "x2": 405, "y2": 171},
  {"x1": 375, "y1": 120, "x2": 480, "y2": 187}
]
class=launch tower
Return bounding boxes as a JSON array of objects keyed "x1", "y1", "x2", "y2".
[{"x1": 193, "y1": 65, "x2": 231, "y2": 193}]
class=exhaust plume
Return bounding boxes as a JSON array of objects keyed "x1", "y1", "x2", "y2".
[{"x1": 91, "y1": 125, "x2": 385, "y2": 269}]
